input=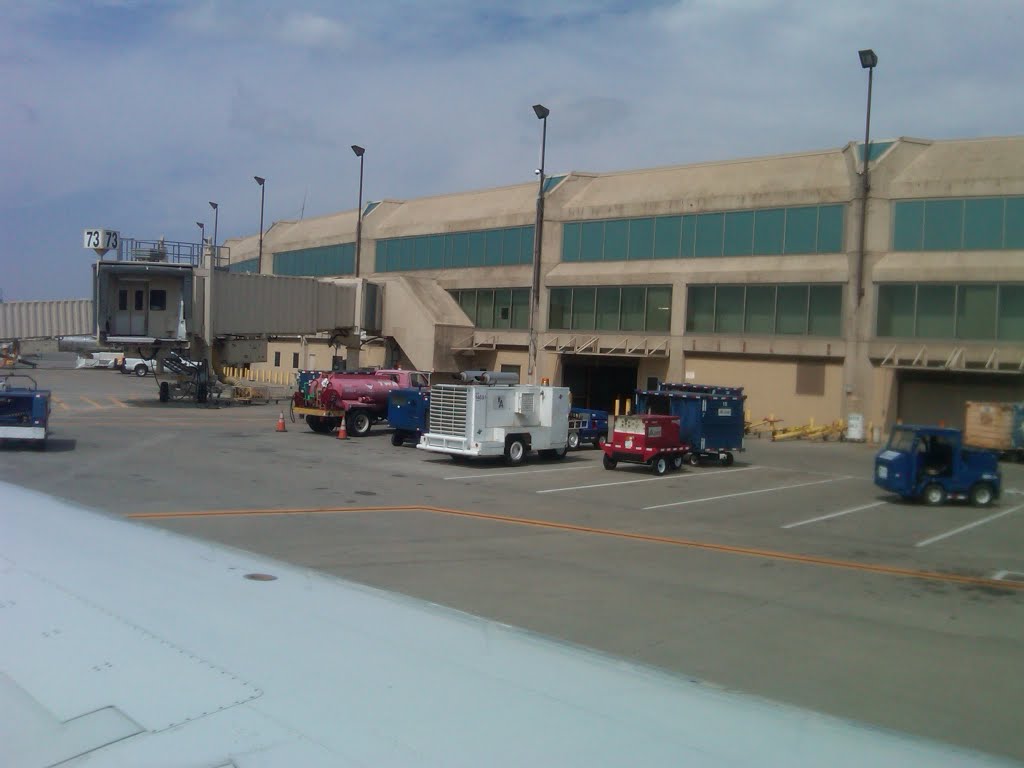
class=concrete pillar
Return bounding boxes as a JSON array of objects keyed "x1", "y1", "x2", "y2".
[{"x1": 345, "y1": 347, "x2": 361, "y2": 371}]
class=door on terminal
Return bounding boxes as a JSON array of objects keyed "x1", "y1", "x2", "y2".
[
  {"x1": 112, "y1": 283, "x2": 148, "y2": 336},
  {"x1": 562, "y1": 357, "x2": 638, "y2": 412},
  {"x1": 896, "y1": 371, "x2": 1024, "y2": 429}
]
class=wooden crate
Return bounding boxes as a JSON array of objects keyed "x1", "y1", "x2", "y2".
[{"x1": 964, "y1": 401, "x2": 1018, "y2": 450}]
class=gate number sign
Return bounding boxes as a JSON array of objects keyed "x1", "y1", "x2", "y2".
[{"x1": 83, "y1": 229, "x2": 119, "y2": 254}]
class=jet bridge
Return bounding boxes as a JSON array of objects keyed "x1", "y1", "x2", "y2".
[
  {"x1": 93, "y1": 238, "x2": 361, "y2": 366},
  {"x1": 92, "y1": 238, "x2": 482, "y2": 374}
]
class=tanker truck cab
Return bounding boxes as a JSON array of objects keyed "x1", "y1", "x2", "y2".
[{"x1": 874, "y1": 425, "x2": 1001, "y2": 507}]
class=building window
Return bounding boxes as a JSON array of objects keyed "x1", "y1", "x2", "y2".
[
  {"x1": 449, "y1": 288, "x2": 530, "y2": 329},
  {"x1": 118, "y1": 289, "x2": 128, "y2": 311},
  {"x1": 500, "y1": 364, "x2": 521, "y2": 382},
  {"x1": 561, "y1": 204, "x2": 845, "y2": 262},
  {"x1": 273, "y1": 243, "x2": 355, "y2": 276},
  {"x1": 376, "y1": 225, "x2": 534, "y2": 273},
  {"x1": 292, "y1": 352, "x2": 299, "y2": 368},
  {"x1": 685, "y1": 284, "x2": 843, "y2": 337},
  {"x1": 274, "y1": 352, "x2": 281, "y2": 367},
  {"x1": 228, "y1": 258, "x2": 259, "y2": 273},
  {"x1": 149, "y1": 289, "x2": 167, "y2": 311},
  {"x1": 548, "y1": 285, "x2": 673, "y2": 333},
  {"x1": 892, "y1": 196, "x2": 1024, "y2": 251},
  {"x1": 795, "y1": 362, "x2": 826, "y2": 396},
  {"x1": 876, "y1": 283, "x2": 1024, "y2": 341}
]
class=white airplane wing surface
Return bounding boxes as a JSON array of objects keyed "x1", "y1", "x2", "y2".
[{"x1": 0, "y1": 481, "x2": 1016, "y2": 767}]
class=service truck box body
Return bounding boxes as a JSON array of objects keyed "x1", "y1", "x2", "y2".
[
  {"x1": 964, "y1": 401, "x2": 1024, "y2": 457},
  {"x1": 418, "y1": 383, "x2": 570, "y2": 460}
]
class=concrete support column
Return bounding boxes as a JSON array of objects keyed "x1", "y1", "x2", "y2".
[
  {"x1": 667, "y1": 335, "x2": 686, "y2": 383},
  {"x1": 345, "y1": 346, "x2": 361, "y2": 371}
]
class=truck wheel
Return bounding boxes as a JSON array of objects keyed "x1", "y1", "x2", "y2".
[
  {"x1": 720, "y1": 452, "x2": 734, "y2": 467},
  {"x1": 653, "y1": 456, "x2": 668, "y2": 476},
  {"x1": 922, "y1": 483, "x2": 947, "y2": 506},
  {"x1": 505, "y1": 438, "x2": 527, "y2": 466},
  {"x1": 969, "y1": 483, "x2": 995, "y2": 507},
  {"x1": 672, "y1": 455, "x2": 684, "y2": 470},
  {"x1": 687, "y1": 452, "x2": 701, "y2": 467},
  {"x1": 306, "y1": 415, "x2": 331, "y2": 434},
  {"x1": 602, "y1": 454, "x2": 617, "y2": 470},
  {"x1": 159, "y1": 382, "x2": 170, "y2": 402},
  {"x1": 567, "y1": 431, "x2": 580, "y2": 450},
  {"x1": 596, "y1": 435, "x2": 607, "y2": 449},
  {"x1": 134, "y1": 363, "x2": 148, "y2": 377},
  {"x1": 348, "y1": 411, "x2": 372, "y2": 437},
  {"x1": 391, "y1": 431, "x2": 405, "y2": 447}
]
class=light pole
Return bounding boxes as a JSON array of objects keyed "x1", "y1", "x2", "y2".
[
  {"x1": 527, "y1": 104, "x2": 549, "y2": 384},
  {"x1": 254, "y1": 176, "x2": 266, "y2": 273},
  {"x1": 196, "y1": 221, "x2": 205, "y2": 257},
  {"x1": 351, "y1": 145, "x2": 365, "y2": 277},
  {"x1": 208, "y1": 201, "x2": 219, "y2": 264},
  {"x1": 855, "y1": 48, "x2": 877, "y2": 306}
]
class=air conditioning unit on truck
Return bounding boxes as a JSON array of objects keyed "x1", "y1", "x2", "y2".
[{"x1": 417, "y1": 375, "x2": 570, "y2": 465}]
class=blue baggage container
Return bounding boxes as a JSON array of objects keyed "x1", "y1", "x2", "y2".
[
  {"x1": 568, "y1": 407, "x2": 609, "y2": 449},
  {"x1": 388, "y1": 387, "x2": 430, "y2": 446},
  {"x1": 635, "y1": 384, "x2": 746, "y2": 466},
  {"x1": 0, "y1": 374, "x2": 51, "y2": 449}
]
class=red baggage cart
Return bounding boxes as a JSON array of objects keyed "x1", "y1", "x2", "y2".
[{"x1": 601, "y1": 414, "x2": 690, "y2": 475}]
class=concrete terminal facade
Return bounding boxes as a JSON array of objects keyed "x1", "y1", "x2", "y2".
[{"x1": 223, "y1": 136, "x2": 1024, "y2": 431}]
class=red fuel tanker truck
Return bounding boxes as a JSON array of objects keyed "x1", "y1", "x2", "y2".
[{"x1": 292, "y1": 368, "x2": 429, "y2": 436}]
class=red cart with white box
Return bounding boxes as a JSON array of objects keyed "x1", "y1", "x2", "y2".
[{"x1": 601, "y1": 414, "x2": 690, "y2": 475}]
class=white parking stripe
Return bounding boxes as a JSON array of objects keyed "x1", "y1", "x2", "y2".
[
  {"x1": 782, "y1": 501, "x2": 887, "y2": 529},
  {"x1": 538, "y1": 466, "x2": 761, "y2": 494},
  {"x1": 538, "y1": 476, "x2": 668, "y2": 493},
  {"x1": 914, "y1": 503, "x2": 1024, "y2": 548},
  {"x1": 643, "y1": 478, "x2": 843, "y2": 510},
  {"x1": 444, "y1": 465, "x2": 593, "y2": 481},
  {"x1": 754, "y1": 464, "x2": 853, "y2": 479}
]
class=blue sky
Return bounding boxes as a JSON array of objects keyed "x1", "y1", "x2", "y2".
[{"x1": 2, "y1": 0, "x2": 1021, "y2": 300}]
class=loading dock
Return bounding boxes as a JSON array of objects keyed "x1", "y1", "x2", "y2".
[
  {"x1": 895, "y1": 370, "x2": 1023, "y2": 429},
  {"x1": 561, "y1": 356, "x2": 639, "y2": 412}
]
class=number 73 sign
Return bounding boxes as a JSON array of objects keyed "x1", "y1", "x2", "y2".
[{"x1": 83, "y1": 228, "x2": 119, "y2": 256}]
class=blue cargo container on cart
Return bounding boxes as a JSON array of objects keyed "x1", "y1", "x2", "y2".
[
  {"x1": 634, "y1": 382, "x2": 746, "y2": 466},
  {"x1": 388, "y1": 387, "x2": 430, "y2": 446},
  {"x1": 568, "y1": 407, "x2": 609, "y2": 449},
  {"x1": 0, "y1": 374, "x2": 51, "y2": 449}
]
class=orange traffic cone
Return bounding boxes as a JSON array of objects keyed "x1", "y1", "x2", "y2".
[
  {"x1": 276, "y1": 412, "x2": 287, "y2": 432},
  {"x1": 336, "y1": 418, "x2": 347, "y2": 440}
]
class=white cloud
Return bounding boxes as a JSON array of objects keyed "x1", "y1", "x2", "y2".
[
  {"x1": 1, "y1": 0, "x2": 1022, "y2": 298},
  {"x1": 277, "y1": 11, "x2": 351, "y2": 49}
]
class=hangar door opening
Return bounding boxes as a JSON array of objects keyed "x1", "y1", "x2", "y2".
[
  {"x1": 896, "y1": 371, "x2": 1024, "y2": 429},
  {"x1": 562, "y1": 356, "x2": 638, "y2": 412}
]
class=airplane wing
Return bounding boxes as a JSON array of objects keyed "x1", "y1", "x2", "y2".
[{"x1": 0, "y1": 481, "x2": 1016, "y2": 767}]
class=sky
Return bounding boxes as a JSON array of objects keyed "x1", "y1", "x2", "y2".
[{"x1": 1, "y1": 0, "x2": 1021, "y2": 300}]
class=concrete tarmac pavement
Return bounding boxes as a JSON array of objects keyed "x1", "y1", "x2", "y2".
[{"x1": 4, "y1": 365, "x2": 1024, "y2": 761}]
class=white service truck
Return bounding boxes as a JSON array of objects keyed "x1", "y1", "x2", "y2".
[{"x1": 417, "y1": 382, "x2": 571, "y2": 465}]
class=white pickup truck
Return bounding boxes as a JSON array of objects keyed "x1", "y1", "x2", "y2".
[{"x1": 118, "y1": 357, "x2": 157, "y2": 377}]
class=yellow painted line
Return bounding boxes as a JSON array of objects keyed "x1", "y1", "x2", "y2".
[
  {"x1": 126, "y1": 504, "x2": 1024, "y2": 592},
  {"x1": 51, "y1": 397, "x2": 70, "y2": 411},
  {"x1": 80, "y1": 396, "x2": 106, "y2": 410},
  {"x1": 108, "y1": 396, "x2": 129, "y2": 409}
]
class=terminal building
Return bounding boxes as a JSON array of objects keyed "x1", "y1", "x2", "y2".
[{"x1": 221, "y1": 135, "x2": 1024, "y2": 432}]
